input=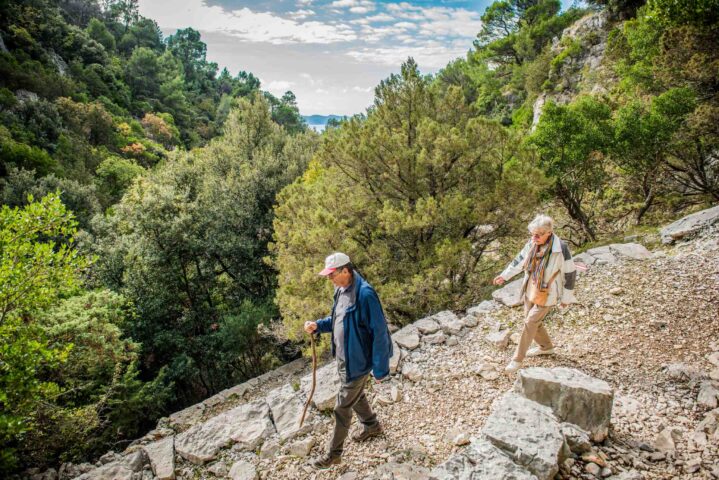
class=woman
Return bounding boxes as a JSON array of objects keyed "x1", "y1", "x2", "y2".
[{"x1": 493, "y1": 215, "x2": 577, "y2": 374}]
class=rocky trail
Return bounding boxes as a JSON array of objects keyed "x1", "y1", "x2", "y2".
[{"x1": 43, "y1": 207, "x2": 719, "y2": 480}]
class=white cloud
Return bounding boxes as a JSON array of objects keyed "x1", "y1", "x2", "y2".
[
  {"x1": 264, "y1": 79, "x2": 295, "y2": 95},
  {"x1": 349, "y1": 6, "x2": 373, "y2": 13},
  {"x1": 331, "y1": 0, "x2": 376, "y2": 12},
  {"x1": 138, "y1": 0, "x2": 356, "y2": 44},
  {"x1": 346, "y1": 39, "x2": 470, "y2": 69},
  {"x1": 364, "y1": 13, "x2": 394, "y2": 22},
  {"x1": 288, "y1": 9, "x2": 315, "y2": 20}
]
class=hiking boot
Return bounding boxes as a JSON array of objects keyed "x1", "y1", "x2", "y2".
[
  {"x1": 310, "y1": 453, "x2": 341, "y2": 469},
  {"x1": 527, "y1": 346, "x2": 555, "y2": 357},
  {"x1": 504, "y1": 360, "x2": 523, "y2": 374},
  {"x1": 351, "y1": 424, "x2": 383, "y2": 442}
]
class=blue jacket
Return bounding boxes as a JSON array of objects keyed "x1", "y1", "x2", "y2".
[{"x1": 316, "y1": 272, "x2": 393, "y2": 383}]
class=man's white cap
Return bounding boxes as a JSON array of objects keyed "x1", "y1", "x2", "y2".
[{"x1": 318, "y1": 252, "x2": 351, "y2": 276}]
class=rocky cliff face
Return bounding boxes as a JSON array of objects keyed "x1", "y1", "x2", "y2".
[
  {"x1": 532, "y1": 10, "x2": 613, "y2": 130},
  {"x1": 33, "y1": 206, "x2": 719, "y2": 480}
]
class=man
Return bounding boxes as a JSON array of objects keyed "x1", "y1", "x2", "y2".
[
  {"x1": 493, "y1": 214, "x2": 577, "y2": 374},
  {"x1": 304, "y1": 252, "x2": 393, "y2": 469}
]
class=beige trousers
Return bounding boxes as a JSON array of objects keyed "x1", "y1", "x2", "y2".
[{"x1": 513, "y1": 296, "x2": 554, "y2": 362}]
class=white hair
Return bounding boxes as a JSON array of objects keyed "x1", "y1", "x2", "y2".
[{"x1": 528, "y1": 214, "x2": 554, "y2": 234}]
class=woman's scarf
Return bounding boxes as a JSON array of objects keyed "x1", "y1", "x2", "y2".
[{"x1": 524, "y1": 235, "x2": 554, "y2": 288}]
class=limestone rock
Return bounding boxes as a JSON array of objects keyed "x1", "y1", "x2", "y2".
[
  {"x1": 414, "y1": 317, "x2": 441, "y2": 334},
  {"x1": 389, "y1": 340, "x2": 402, "y2": 374},
  {"x1": 467, "y1": 300, "x2": 500, "y2": 316},
  {"x1": 301, "y1": 361, "x2": 341, "y2": 411},
  {"x1": 697, "y1": 409, "x2": 719, "y2": 435},
  {"x1": 665, "y1": 363, "x2": 705, "y2": 383},
  {"x1": 698, "y1": 381, "x2": 719, "y2": 409},
  {"x1": 228, "y1": 460, "x2": 257, "y2": 480},
  {"x1": 260, "y1": 438, "x2": 280, "y2": 459},
  {"x1": 423, "y1": 331, "x2": 446, "y2": 344},
  {"x1": 461, "y1": 315, "x2": 479, "y2": 328},
  {"x1": 142, "y1": 436, "x2": 175, "y2": 480},
  {"x1": 265, "y1": 384, "x2": 308, "y2": 440},
  {"x1": 492, "y1": 278, "x2": 524, "y2": 307},
  {"x1": 586, "y1": 246, "x2": 617, "y2": 265},
  {"x1": 486, "y1": 329, "x2": 511, "y2": 350},
  {"x1": 168, "y1": 403, "x2": 205, "y2": 430},
  {"x1": 287, "y1": 436, "x2": 314, "y2": 457},
  {"x1": 431, "y1": 439, "x2": 538, "y2": 480},
  {"x1": 75, "y1": 462, "x2": 134, "y2": 480},
  {"x1": 445, "y1": 427, "x2": 470, "y2": 446},
  {"x1": 434, "y1": 311, "x2": 464, "y2": 335},
  {"x1": 402, "y1": 363, "x2": 423, "y2": 382},
  {"x1": 175, "y1": 400, "x2": 274, "y2": 464},
  {"x1": 660, "y1": 205, "x2": 719, "y2": 243},
  {"x1": 394, "y1": 325, "x2": 421, "y2": 350},
  {"x1": 708, "y1": 352, "x2": 719, "y2": 367},
  {"x1": 376, "y1": 462, "x2": 431, "y2": 480},
  {"x1": 573, "y1": 252, "x2": 596, "y2": 266},
  {"x1": 560, "y1": 423, "x2": 592, "y2": 454},
  {"x1": 608, "y1": 243, "x2": 652, "y2": 260},
  {"x1": 482, "y1": 392, "x2": 565, "y2": 480},
  {"x1": 654, "y1": 428, "x2": 679, "y2": 453},
  {"x1": 515, "y1": 367, "x2": 613, "y2": 442},
  {"x1": 207, "y1": 461, "x2": 228, "y2": 477}
]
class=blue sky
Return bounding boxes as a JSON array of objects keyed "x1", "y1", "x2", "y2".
[{"x1": 138, "y1": 0, "x2": 576, "y2": 116}]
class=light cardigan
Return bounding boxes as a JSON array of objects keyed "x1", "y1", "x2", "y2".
[{"x1": 500, "y1": 234, "x2": 578, "y2": 306}]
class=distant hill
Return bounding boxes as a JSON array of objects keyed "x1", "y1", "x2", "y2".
[
  {"x1": 302, "y1": 114, "x2": 345, "y2": 127},
  {"x1": 302, "y1": 115, "x2": 346, "y2": 133}
]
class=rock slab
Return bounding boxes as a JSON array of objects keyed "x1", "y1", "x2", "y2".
[
  {"x1": 660, "y1": 205, "x2": 719, "y2": 243},
  {"x1": 492, "y1": 278, "x2": 524, "y2": 307},
  {"x1": 482, "y1": 392, "x2": 565, "y2": 480},
  {"x1": 175, "y1": 400, "x2": 275, "y2": 464},
  {"x1": 265, "y1": 384, "x2": 308, "y2": 440},
  {"x1": 393, "y1": 324, "x2": 421, "y2": 350},
  {"x1": 142, "y1": 436, "x2": 175, "y2": 480},
  {"x1": 301, "y1": 361, "x2": 341, "y2": 411},
  {"x1": 515, "y1": 367, "x2": 613, "y2": 442},
  {"x1": 431, "y1": 439, "x2": 538, "y2": 480}
]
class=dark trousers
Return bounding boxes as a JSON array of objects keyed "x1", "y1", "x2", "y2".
[{"x1": 329, "y1": 360, "x2": 378, "y2": 457}]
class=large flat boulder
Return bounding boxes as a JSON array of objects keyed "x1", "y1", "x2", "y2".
[
  {"x1": 142, "y1": 436, "x2": 175, "y2": 480},
  {"x1": 660, "y1": 205, "x2": 719, "y2": 244},
  {"x1": 492, "y1": 278, "x2": 524, "y2": 307},
  {"x1": 515, "y1": 367, "x2": 613, "y2": 442},
  {"x1": 608, "y1": 243, "x2": 652, "y2": 260},
  {"x1": 175, "y1": 400, "x2": 275, "y2": 464},
  {"x1": 431, "y1": 438, "x2": 538, "y2": 479},
  {"x1": 482, "y1": 393, "x2": 565, "y2": 480},
  {"x1": 265, "y1": 384, "x2": 309, "y2": 440},
  {"x1": 301, "y1": 361, "x2": 341, "y2": 411},
  {"x1": 393, "y1": 324, "x2": 421, "y2": 350},
  {"x1": 585, "y1": 246, "x2": 617, "y2": 265}
]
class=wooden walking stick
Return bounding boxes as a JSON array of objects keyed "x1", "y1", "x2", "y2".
[{"x1": 299, "y1": 333, "x2": 317, "y2": 428}]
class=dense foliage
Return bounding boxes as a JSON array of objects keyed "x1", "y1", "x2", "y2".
[
  {"x1": 0, "y1": 0, "x2": 717, "y2": 475},
  {"x1": 91, "y1": 94, "x2": 318, "y2": 406},
  {"x1": 0, "y1": 0, "x2": 310, "y2": 473}
]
